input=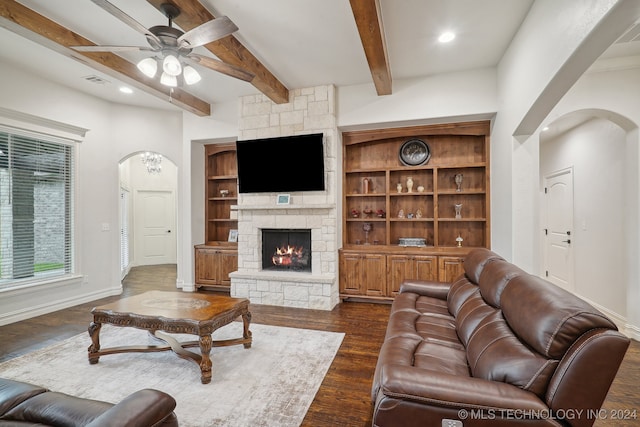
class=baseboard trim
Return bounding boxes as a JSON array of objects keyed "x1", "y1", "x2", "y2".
[
  {"x1": 0, "y1": 286, "x2": 122, "y2": 326},
  {"x1": 576, "y1": 294, "x2": 637, "y2": 339}
]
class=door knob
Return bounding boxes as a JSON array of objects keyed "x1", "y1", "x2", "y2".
[
  {"x1": 562, "y1": 239, "x2": 571, "y2": 244},
  {"x1": 167, "y1": 230, "x2": 171, "y2": 233}
]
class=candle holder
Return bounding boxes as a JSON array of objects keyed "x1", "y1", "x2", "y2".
[{"x1": 363, "y1": 222, "x2": 372, "y2": 245}]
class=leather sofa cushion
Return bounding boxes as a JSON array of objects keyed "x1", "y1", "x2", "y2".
[
  {"x1": 477, "y1": 259, "x2": 525, "y2": 308},
  {"x1": 466, "y1": 312, "x2": 559, "y2": 398},
  {"x1": 462, "y1": 248, "x2": 503, "y2": 284},
  {"x1": 0, "y1": 379, "x2": 46, "y2": 417},
  {"x1": 501, "y1": 275, "x2": 618, "y2": 359},
  {"x1": 3, "y1": 392, "x2": 112, "y2": 426},
  {"x1": 446, "y1": 278, "x2": 478, "y2": 317},
  {"x1": 454, "y1": 291, "x2": 497, "y2": 347}
]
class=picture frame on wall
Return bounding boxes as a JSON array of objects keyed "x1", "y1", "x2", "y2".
[{"x1": 228, "y1": 229, "x2": 238, "y2": 242}]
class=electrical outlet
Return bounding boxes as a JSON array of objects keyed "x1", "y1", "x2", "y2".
[
  {"x1": 82, "y1": 275, "x2": 89, "y2": 285},
  {"x1": 101, "y1": 223, "x2": 110, "y2": 231}
]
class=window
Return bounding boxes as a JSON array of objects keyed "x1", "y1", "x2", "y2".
[{"x1": 0, "y1": 128, "x2": 74, "y2": 290}]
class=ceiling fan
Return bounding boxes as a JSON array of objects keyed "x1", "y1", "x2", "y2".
[{"x1": 72, "y1": 0, "x2": 254, "y2": 87}]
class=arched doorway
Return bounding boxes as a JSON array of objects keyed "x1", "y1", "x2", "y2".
[
  {"x1": 118, "y1": 151, "x2": 178, "y2": 278},
  {"x1": 539, "y1": 109, "x2": 637, "y2": 329}
]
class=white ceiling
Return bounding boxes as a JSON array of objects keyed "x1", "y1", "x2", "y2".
[{"x1": 1, "y1": 0, "x2": 639, "y2": 115}]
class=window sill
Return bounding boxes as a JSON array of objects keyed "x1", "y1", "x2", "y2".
[{"x1": 0, "y1": 274, "x2": 84, "y2": 296}]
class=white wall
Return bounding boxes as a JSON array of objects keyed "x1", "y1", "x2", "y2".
[
  {"x1": 0, "y1": 61, "x2": 183, "y2": 324},
  {"x1": 517, "y1": 62, "x2": 640, "y2": 337},
  {"x1": 540, "y1": 118, "x2": 627, "y2": 320}
]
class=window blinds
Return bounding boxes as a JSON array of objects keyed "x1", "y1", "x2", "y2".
[{"x1": 0, "y1": 129, "x2": 74, "y2": 289}]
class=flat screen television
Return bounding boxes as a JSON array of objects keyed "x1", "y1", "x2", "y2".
[{"x1": 236, "y1": 133, "x2": 325, "y2": 193}]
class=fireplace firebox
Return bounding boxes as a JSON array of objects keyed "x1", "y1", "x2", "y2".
[{"x1": 262, "y1": 229, "x2": 311, "y2": 272}]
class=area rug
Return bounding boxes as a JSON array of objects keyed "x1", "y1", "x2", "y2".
[{"x1": 0, "y1": 322, "x2": 344, "y2": 427}]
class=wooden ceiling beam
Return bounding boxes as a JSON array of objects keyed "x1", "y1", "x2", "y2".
[
  {"x1": 349, "y1": 0, "x2": 392, "y2": 95},
  {"x1": 0, "y1": 0, "x2": 211, "y2": 116},
  {"x1": 147, "y1": 0, "x2": 289, "y2": 104}
]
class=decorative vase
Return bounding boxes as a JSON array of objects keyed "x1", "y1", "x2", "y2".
[
  {"x1": 417, "y1": 185, "x2": 425, "y2": 193},
  {"x1": 397, "y1": 183, "x2": 402, "y2": 193},
  {"x1": 454, "y1": 203, "x2": 462, "y2": 219},
  {"x1": 454, "y1": 173, "x2": 463, "y2": 192},
  {"x1": 362, "y1": 177, "x2": 371, "y2": 194},
  {"x1": 406, "y1": 177, "x2": 414, "y2": 193}
]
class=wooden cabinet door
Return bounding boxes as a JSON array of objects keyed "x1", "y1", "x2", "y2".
[
  {"x1": 362, "y1": 254, "x2": 386, "y2": 297},
  {"x1": 387, "y1": 255, "x2": 412, "y2": 297},
  {"x1": 439, "y1": 256, "x2": 465, "y2": 283},
  {"x1": 195, "y1": 247, "x2": 219, "y2": 286},
  {"x1": 414, "y1": 255, "x2": 438, "y2": 282},
  {"x1": 387, "y1": 255, "x2": 437, "y2": 297},
  {"x1": 218, "y1": 251, "x2": 238, "y2": 286},
  {"x1": 340, "y1": 252, "x2": 364, "y2": 295}
]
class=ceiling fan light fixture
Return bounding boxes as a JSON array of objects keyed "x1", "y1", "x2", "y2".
[
  {"x1": 160, "y1": 72, "x2": 178, "y2": 87},
  {"x1": 438, "y1": 31, "x2": 456, "y2": 43},
  {"x1": 183, "y1": 65, "x2": 201, "y2": 85},
  {"x1": 163, "y1": 54, "x2": 182, "y2": 76},
  {"x1": 137, "y1": 57, "x2": 158, "y2": 78}
]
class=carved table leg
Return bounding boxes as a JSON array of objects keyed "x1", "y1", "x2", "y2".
[
  {"x1": 242, "y1": 311, "x2": 253, "y2": 349},
  {"x1": 199, "y1": 334, "x2": 213, "y2": 384},
  {"x1": 87, "y1": 321, "x2": 102, "y2": 364}
]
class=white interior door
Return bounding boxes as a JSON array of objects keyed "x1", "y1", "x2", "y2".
[
  {"x1": 134, "y1": 190, "x2": 176, "y2": 266},
  {"x1": 544, "y1": 168, "x2": 574, "y2": 292}
]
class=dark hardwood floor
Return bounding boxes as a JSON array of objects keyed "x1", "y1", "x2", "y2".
[{"x1": 1, "y1": 265, "x2": 638, "y2": 426}]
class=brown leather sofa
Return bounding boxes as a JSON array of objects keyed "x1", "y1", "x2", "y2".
[
  {"x1": 0, "y1": 377, "x2": 178, "y2": 426},
  {"x1": 372, "y1": 248, "x2": 630, "y2": 427}
]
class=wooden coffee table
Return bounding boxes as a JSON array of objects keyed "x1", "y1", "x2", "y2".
[{"x1": 87, "y1": 291, "x2": 252, "y2": 384}]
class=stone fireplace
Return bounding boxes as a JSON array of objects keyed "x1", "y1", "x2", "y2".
[{"x1": 229, "y1": 85, "x2": 339, "y2": 310}]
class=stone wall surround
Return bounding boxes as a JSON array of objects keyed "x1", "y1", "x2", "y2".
[{"x1": 229, "y1": 85, "x2": 339, "y2": 310}]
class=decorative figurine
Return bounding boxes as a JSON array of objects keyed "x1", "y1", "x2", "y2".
[
  {"x1": 415, "y1": 208, "x2": 423, "y2": 218},
  {"x1": 406, "y1": 177, "x2": 414, "y2": 193},
  {"x1": 454, "y1": 203, "x2": 462, "y2": 219},
  {"x1": 376, "y1": 209, "x2": 386, "y2": 218},
  {"x1": 398, "y1": 208, "x2": 405, "y2": 218},
  {"x1": 351, "y1": 208, "x2": 360, "y2": 218},
  {"x1": 363, "y1": 207, "x2": 373, "y2": 217},
  {"x1": 407, "y1": 213, "x2": 414, "y2": 219},
  {"x1": 220, "y1": 189, "x2": 229, "y2": 197},
  {"x1": 417, "y1": 185, "x2": 425, "y2": 193},
  {"x1": 363, "y1": 222, "x2": 372, "y2": 245},
  {"x1": 362, "y1": 177, "x2": 372, "y2": 194},
  {"x1": 456, "y1": 235, "x2": 464, "y2": 247},
  {"x1": 397, "y1": 183, "x2": 403, "y2": 193},
  {"x1": 454, "y1": 173, "x2": 464, "y2": 192}
]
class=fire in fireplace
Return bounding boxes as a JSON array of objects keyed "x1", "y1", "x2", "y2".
[{"x1": 262, "y1": 229, "x2": 311, "y2": 272}]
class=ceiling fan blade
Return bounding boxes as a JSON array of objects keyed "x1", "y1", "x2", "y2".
[
  {"x1": 178, "y1": 16, "x2": 238, "y2": 48},
  {"x1": 71, "y1": 45, "x2": 154, "y2": 52},
  {"x1": 91, "y1": 0, "x2": 162, "y2": 46},
  {"x1": 186, "y1": 54, "x2": 254, "y2": 82}
]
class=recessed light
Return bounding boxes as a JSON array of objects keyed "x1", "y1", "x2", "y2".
[
  {"x1": 119, "y1": 87, "x2": 133, "y2": 94},
  {"x1": 438, "y1": 31, "x2": 455, "y2": 43}
]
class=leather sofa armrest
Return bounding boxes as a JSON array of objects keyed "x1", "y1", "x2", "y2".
[
  {"x1": 86, "y1": 389, "x2": 177, "y2": 427},
  {"x1": 379, "y1": 364, "x2": 548, "y2": 411},
  {"x1": 399, "y1": 280, "x2": 450, "y2": 299}
]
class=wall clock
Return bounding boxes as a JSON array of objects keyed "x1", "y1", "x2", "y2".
[{"x1": 399, "y1": 139, "x2": 431, "y2": 166}]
